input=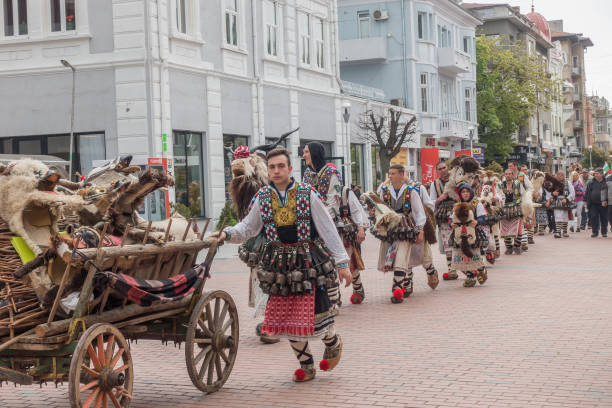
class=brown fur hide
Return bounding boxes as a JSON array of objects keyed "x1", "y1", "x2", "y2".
[
  {"x1": 229, "y1": 155, "x2": 268, "y2": 220},
  {"x1": 452, "y1": 202, "x2": 475, "y2": 258},
  {"x1": 444, "y1": 155, "x2": 482, "y2": 202}
]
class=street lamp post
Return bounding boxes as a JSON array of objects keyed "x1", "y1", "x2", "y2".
[
  {"x1": 526, "y1": 137, "x2": 532, "y2": 170},
  {"x1": 588, "y1": 145, "x2": 593, "y2": 170},
  {"x1": 342, "y1": 101, "x2": 351, "y2": 183},
  {"x1": 61, "y1": 59, "x2": 76, "y2": 180},
  {"x1": 468, "y1": 126, "x2": 475, "y2": 155}
]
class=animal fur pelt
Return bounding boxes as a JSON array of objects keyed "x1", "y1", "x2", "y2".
[
  {"x1": 229, "y1": 154, "x2": 268, "y2": 220},
  {"x1": 360, "y1": 192, "x2": 403, "y2": 239},
  {"x1": 423, "y1": 206, "x2": 437, "y2": 244},
  {"x1": 452, "y1": 202, "x2": 475, "y2": 258},
  {"x1": 543, "y1": 173, "x2": 563, "y2": 193},
  {"x1": 443, "y1": 155, "x2": 482, "y2": 202},
  {"x1": 532, "y1": 171, "x2": 545, "y2": 193}
]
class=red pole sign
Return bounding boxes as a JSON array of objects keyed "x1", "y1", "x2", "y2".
[{"x1": 420, "y1": 148, "x2": 439, "y2": 185}]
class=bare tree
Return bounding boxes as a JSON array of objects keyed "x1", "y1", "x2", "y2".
[{"x1": 358, "y1": 108, "x2": 417, "y2": 181}]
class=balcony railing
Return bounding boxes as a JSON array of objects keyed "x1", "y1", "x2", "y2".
[
  {"x1": 437, "y1": 48, "x2": 471, "y2": 75},
  {"x1": 340, "y1": 37, "x2": 387, "y2": 64},
  {"x1": 439, "y1": 117, "x2": 473, "y2": 139},
  {"x1": 573, "y1": 120, "x2": 583, "y2": 129}
]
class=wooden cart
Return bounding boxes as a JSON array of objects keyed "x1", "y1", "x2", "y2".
[{"x1": 0, "y1": 220, "x2": 239, "y2": 408}]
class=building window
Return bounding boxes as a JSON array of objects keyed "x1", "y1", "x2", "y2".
[
  {"x1": 225, "y1": 0, "x2": 238, "y2": 46},
  {"x1": 420, "y1": 73, "x2": 428, "y2": 113},
  {"x1": 314, "y1": 17, "x2": 324, "y2": 69},
  {"x1": 264, "y1": 0, "x2": 279, "y2": 56},
  {"x1": 299, "y1": 12, "x2": 310, "y2": 65},
  {"x1": 575, "y1": 109, "x2": 580, "y2": 121},
  {"x1": 358, "y1": 11, "x2": 370, "y2": 39},
  {"x1": 572, "y1": 55, "x2": 578, "y2": 68},
  {"x1": 371, "y1": 145, "x2": 383, "y2": 188},
  {"x1": 350, "y1": 144, "x2": 364, "y2": 188},
  {"x1": 465, "y1": 88, "x2": 471, "y2": 121},
  {"x1": 50, "y1": 0, "x2": 76, "y2": 32},
  {"x1": 417, "y1": 12, "x2": 426, "y2": 40},
  {"x1": 2, "y1": 0, "x2": 27, "y2": 36},
  {"x1": 223, "y1": 134, "x2": 249, "y2": 201},
  {"x1": 176, "y1": 0, "x2": 187, "y2": 34},
  {"x1": 174, "y1": 131, "x2": 205, "y2": 217},
  {"x1": 438, "y1": 25, "x2": 451, "y2": 48}
]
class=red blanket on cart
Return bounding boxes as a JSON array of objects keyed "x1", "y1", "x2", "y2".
[{"x1": 100, "y1": 265, "x2": 206, "y2": 306}]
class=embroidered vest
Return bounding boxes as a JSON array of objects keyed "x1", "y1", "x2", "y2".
[
  {"x1": 504, "y1": 180, "x2": 522, "y2": 207},
  {"x1": 381, "y1": 184, "x2": 414, "y2": 213},
  {"x1": 256, "y1": 183, "x2": 312, "y2": 243},
  {"x1": 303, "y1": 164, "x2": 342, "y2": 201}
]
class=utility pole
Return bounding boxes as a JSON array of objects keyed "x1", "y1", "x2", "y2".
[{"x1": 61, "y1": 59, "x2": 76, "y2": 180}]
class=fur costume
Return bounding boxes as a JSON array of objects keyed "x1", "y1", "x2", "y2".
[
  {"x1": 361, "y1": 192, "x2": 404, "y2": 240},
  {"x1": 450, "y1": 203, "x2": 485, "y2": 273},
  {"x1": 443, "y1": 155, "x2": 482, "y2": 202},
  {"x1": 229, "y1": 152, "x2": 268, "y2": 220}
]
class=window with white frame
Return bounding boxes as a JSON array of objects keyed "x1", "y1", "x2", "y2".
[
  {"x1": 299, "y1": 12, "x2": 310, "y2": 65},
  {"x1": 358, "y1": 11, "x2": 370, "y2": 39},
  {"x1": 225, "y1": 0, "x2": 238, "y2": 46},
  {"x1": 314, "y1": 17, "x2": 324, "y2": 69},
  {"x1": 420, "y1": 73, "x2": 429, "y2": 113},
  {"x1": 264, "y1": 0, "x2": 279, "y2": 57},
  {"x1": 176, "y1": 0, "x2": 187, "y2": 34},
  {"x1": 50, "y1": 0, "x2": 76, "y2": 32},
  {"x1": 438, "y1": 25, "x2": 451, "y2": 48},
  {"x1": 465, "y1": 88, "x2": 472, "y2": 121},
  {"x1": 2, "y1": 0, "x2": 27, "y2": 36},
  {"x1": 417, "y1": 12, "x2": 426, "y2": 40}
]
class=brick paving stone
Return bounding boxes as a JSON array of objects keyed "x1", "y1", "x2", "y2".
[{"x1": 1, "y1": 232, "x2": 612, "y2": 407}]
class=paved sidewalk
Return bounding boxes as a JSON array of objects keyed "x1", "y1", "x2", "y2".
[{"x1": 2, "y1": 232, "x2": 612, "y2": 407}]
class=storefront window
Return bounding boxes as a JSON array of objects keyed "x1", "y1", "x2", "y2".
[
  {"x1": 77, "y1": 133, "x2": 105, "y2": 177},
  {"x1": 223, "y1": 134, "x2": 249, "y2": 201},
  {"x1": 350, "y1": 143, "x2": 363, "y2": 188},
  {"x1": 174, "y1": 131, "x2": 205, "y2": 217},
  {"x1": 371, "y1": 145, "x2": 383, "y2": 189}
]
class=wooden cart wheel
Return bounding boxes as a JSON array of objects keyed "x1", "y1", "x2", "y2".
[
  {"x1": 185, "y1": 290, "x2": 239, "y2": 393},
  {"x1": 69, "y1": 323, "x2": 134, "y2": 408}
]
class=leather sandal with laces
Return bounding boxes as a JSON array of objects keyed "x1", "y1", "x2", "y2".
[
  {"x1": 320, "y1": 336, "x2": 343, "y2": 372},
  {"x1": 293, "y1": 366, "x2": 316, "y2": 382},
  {"x1": 427, "y1": 270, "x2": 439, "y2": 290}
]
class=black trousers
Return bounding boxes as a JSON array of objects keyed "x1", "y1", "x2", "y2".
[
  {"x1": 589, "y1": 204, "x2": 608, "y2": 236},
  {"x1": 547, "y1": 209, "x2": 556, "y2": 232}
]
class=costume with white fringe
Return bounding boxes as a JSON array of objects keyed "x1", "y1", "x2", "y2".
[
  {"x1": 543, "y1": 174, "x2": 575, "y2": 238},
  {"x1": 500, "y1": 178, "x2": 524, "y2": 254},
  {"x1": 449, "y1": 202, "x2": 488, "y2": 287}
]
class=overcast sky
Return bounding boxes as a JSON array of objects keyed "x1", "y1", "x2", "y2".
[{"x1": 467, "y1": 0, "x2": 612, "y2": 101}]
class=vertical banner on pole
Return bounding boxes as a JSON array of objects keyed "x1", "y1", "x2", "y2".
[{"x1": 420, "y1": 148, "x2": 439, "y2": 185}]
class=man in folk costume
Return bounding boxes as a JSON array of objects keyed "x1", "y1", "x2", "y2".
[
  {"x1": 302, "y1": 142, "x2": 368, "y2": 306},
  {"x1": 429, "y1": 161, "x2": 458, "y2": 280},
  {"x1": 213, "y1": 148, "x2": 352, "y2": 382},
  {"x1": 543, "y1": 171, "x2": 575, "y2": 238},
  {"x1": 508, "y1": 161, "x2": 534, "y2": 250},
  {"x1": 500, "y1": 168, "x2": 525, "y2": 254},
  {"x1": 229, "y1": 145, "x2": 280, "y2": 344},
  {"x1": 375, "y1": 164, "x2": 427, "y2": 303},
  {"x1": 450, "y1": 184, "x2": 489, "y2": 287},
  {"x1": 478, "y1": 173, "x2": 504, "y2": 264}
]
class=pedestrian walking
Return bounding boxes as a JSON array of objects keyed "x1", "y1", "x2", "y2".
[
  {"x1": 606, "y1": 170, "x2": 612, "y2": 231},
  {"x1": 570, "y1": 171, "x2": 585, "y2": 232},
  {"x1": 585, "y1": 168, "x2": 608, "y2": 238},
  {"x1": 581, "y1": 169, "x2": 590, "y2": 230}
]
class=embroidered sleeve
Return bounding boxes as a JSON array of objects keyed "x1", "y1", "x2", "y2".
[
  {"x1": 225, "y1": 196, "x2": 264, "y2": 243},
  {"x1": 310, "y1": 190, "x2": 349, "y2": 264},
  {"x1": 409, "y1": 190, "x2": 426, "y2": 227},
  {"x1": 347, "y1": 189, "x2": 369, "y2": 227}
]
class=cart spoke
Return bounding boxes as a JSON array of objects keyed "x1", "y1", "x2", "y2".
[
  {"x1": 215, "y1": 353, "x2": 223, "y2": 380},
  {"x1": 193, "y1": 345, "x2": 211, "y2": 366},
  {"x1": 213, "y1": 298, "x2": 220, "y2": 328},
  {"x1": 194, "y1": 338, "x2": 212, "y2": 344},
  {"x1": 206, "y1": 353, "x2": 215, "y2": 385},
  {"x1": 113, "y1": 363, "x2": 129, "y2": 373},
  {"x1": 109, "y1": 347, "x2": 125, "y2": 369},
  {"x1": 82, "y1": 388, "x2": 100, "y2": 408},
  {"x1": 198, "y1": 348, "x2": 214, "y2": 381},
  {"x1": 105, "y1": 335, "x2": 115, "y2": 365},
  {"x1": 221, "y1": 318, "x2": 233, "y2": 334},
  {"x1": 108, "y1": 390, "x2": 121, "y2": 408},
  {"x1": 88, "y1": 345, "x2": 102, "y2": 370},
  {"x1": 218, "y1": 301, "x2": 229, "y2": 327},
  {"x1": 81, "y1": 364, "x2": 100, "y2": 378},
  {"x1": 205, "y1": 303, "x2": 215, "y2": 331},
  {"x1": 94, "y1": 390, "x2": 104, "y2": 408},
  {"x1": 197, "y1": 318, "x2": 214, "y2": 337},
  {"x1": 97, "y1": 334, "x2": 105, "y2": 370},
  {"x1": 218, "y1": 348, "x2": 229, "y2": 364},
  {"x1": 103, "y1": 392, "x2": 108, "y2": 408},
  {"x1": 80, "y1": 380, "x2": 99, "y2": 393}
]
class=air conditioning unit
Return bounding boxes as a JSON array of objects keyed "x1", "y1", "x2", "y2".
[
  {"x1": 390, "y1": 98, "x2": 403, "y2": 107},
  {"x1": 372, "y1": 9, "x2": 389, "y2": 21}
]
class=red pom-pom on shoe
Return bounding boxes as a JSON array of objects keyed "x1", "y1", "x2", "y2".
[
  {"x1": 350, "y1": 293, "x2": 363, "y2": 304},
  {"x1": 294, "y1": 368, "x2": 306, "y2": 381},
  {"x1": 473, "y1": 270, "x2": 478, "y2": 276},
  {"x1": 319, "y1": 360, "x2": 330, "y2": 371},
  {"x1": 442, "y1": 272, "x2": 450, "y2": 279},
  {"x1": 393, "y1": 288, "x2": 404, "y2": 300}
]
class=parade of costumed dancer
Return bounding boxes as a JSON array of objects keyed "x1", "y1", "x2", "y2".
[
  {"x1": 363, "y1": 164, "x2": 426, "y2": 303},
  {"x1": 507, "y1": 161, "x2": 534, "y2": 250},
  {"x1": 228, "y1": 145, "x2": 280, "y2": 344},
  {"x1": 429, "y1": 161, "x2": 459, "y2": 280},
  {"x1": 449, "y1": 184, "x2": 489, "y2": 287},
  {"x1": 529, "y1": 171, "x2": 549, "y2": 236},
  {"x1": 478, "y1": 172, "x2": 504, "y2": 264},
  {"x1": 500, "y1": 168, "x2": 525, "y2": 254},
  {"x1": 212, "y1": 148, "x2": 352, "y2": 382},
  {"x1": 543, "y1": 171, "x2": 575, "y2": 238},
  {"x1": 406, "y1": 177, "x2": 440, "y2": 290},
  {"x1": 302, "y1": 142, "x2": 368, "y2": 307}
]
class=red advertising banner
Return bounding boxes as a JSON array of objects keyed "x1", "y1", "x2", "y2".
[
  {"x1": 454, "y1": 149, "x2": 471, "y2": 157},
  {"x1": 420, "y1": 148, "x2": 439, "y2": 185}
]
